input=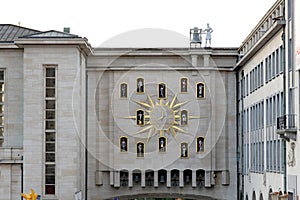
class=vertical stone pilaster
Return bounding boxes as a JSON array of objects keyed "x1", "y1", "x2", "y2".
[
  {"x1": 166, "y1": 170, "x2": 171, "y2": 187},
  {"x1": 154, "y1": 171, "x2": 158, "y2": 187},
  {"x1": 95, "y1": 171, "x2": 103, "y2": 186},
  {"x1": 128, "y1": 171, "x2": 132, "y2": 187},
  {"x1": 179, "y1": 170, "x2": 184, "y2": 187},
  {"x1": 203, "y1": 54, "x2": 210, "y2": 66},
  {"x1": 110, "y1": 170, "x2": 114, "y2": 185},
  {"x1": 191, "y1": 55, "x2": 198, "y2": 67},
  {"x1": 192, "y1": 170, "x2": 197, "y2": 187},
  {"x1": 141, "y1": 171, "x2": 145, "y2": 187},
  {"x1": 205, "y1": 171, "x2": 211, "y2": 187},
  {"x1": 114, "y1": 171, "x2": 120, "y2": 187}
]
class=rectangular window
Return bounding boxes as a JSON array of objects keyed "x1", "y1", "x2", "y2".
[
  {"x1": 281, "y1": 140, "x2": 284, "y2": 172},
  {"x1": 276, "y1": 93, "x2": 280, "y2": 119},
  {"x1": 251, "y1": 143, "x2": 254, "y2": 171},
  {"x1": 261, "y1": 101, "x2": 264, "y2": 127},
  {"x1": 275, "y1": 49, "x2": 279, "y2": 75},
  {"x1": 266, "y1": 140, "x2": 269, "y2": 171},
  {"x1": 269, "y1": 97, "x2": 274, "y2": 126},
  {"x1": 262, "y1": 141, "x2": 265, "y2": 171},
  {"x1": 247, "y1": 143, "x2": 249, "y2": 173},
  {"x1": 288, "y1": 39, "x2": 293, "y2": 71},
  {"x1": 254, "y1": 67, "x2": 257, "y2": 90},
  {"x1": 243, "y1": 144, "x2": 247, "y2": 174},
  {"x1": 279, "y1": 45, "x2": 283, "y2": 73},
  {"x1": 246, "y1": 108, "x2": 249, "y2": 133},
  {"x1": 0, "y1": 70, "x2": 4, "y2": 146},
  {"x1": 260, "y1": 61, "x2": 264, "y2": 87},
  {"x1": 45, "y1": 164, "x2": 55, "y2": 194},
  {"x1": 270, "y1": 140, "x2": 273, "y2": 171},
  {"x1": 268, "y1": 55, "x2": 272, "y2": 81},
  {"x1": 44, "y1": 67, "x2": 56, "y2": 195},
  {"x1": 274, "y1": 138, "x2": 278, "y2": 171},
  {"x1": 266, "y1": 99, "x2": 269, "y2": 126},
  {"x1": 258, "y1": 64, "x2": 261, "y2": 88},
  {"x1": 246, "y1": 74, "x2": 248, "y2": 96},
  {"x1": 265, "y1": 57, "x2": 268, "y2": 83},
  {"x1": 272, "y1": 96, "x2": 276, "y2": 125},
  {"x1": 249, "y1": 71, "x2": 252, "y2": 93},
  {"x1": 272, "y1": 52, "x2": 276, "y2": 78},
  {"x1": 277, "y1": 139, "x2": 280, "y2": 171}
]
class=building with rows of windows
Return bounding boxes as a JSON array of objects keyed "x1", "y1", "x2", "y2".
[
  {"x1": 0, "y1": 0, "x2": 299, "y2": 200},
  {"x1": 235, "y1": 0, "x2": 300, "y2": 199}
]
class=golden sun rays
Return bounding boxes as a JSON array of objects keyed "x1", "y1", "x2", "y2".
[{"x1": 125, "y1": 93, "x2": 201, "y2": 142}]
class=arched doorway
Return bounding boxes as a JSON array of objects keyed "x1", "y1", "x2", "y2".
[
  {"x1": 252, "y1": 191, "x2": 256, "y2": 200},
  {"x1": 259, "y1": 193, "x2": 263, "y2": 200}
]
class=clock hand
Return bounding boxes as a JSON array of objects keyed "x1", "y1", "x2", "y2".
[{"x1": 158, "y1": 110, "x2": 164, "y2": 120}]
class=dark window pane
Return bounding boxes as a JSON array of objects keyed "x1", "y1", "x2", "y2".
[
  {"x1": 46, "y1": 164, "x2": 55, "y2": 174},
  {"x1": 45, "y1": 132, "x2": 55, "y2": 142},
  {"x1": 0, "y1": 104, "x2": 4, "y2": 113},
  {"x1": 45, "y1": 185, "x2": 55, "y2": 195},
  {"x1": 46, "y1": 78, "x2": 55, "y2": 87},
  {"x1": 0, "y1": 116, "x2": 4, "y2": 126},
  {"x1": 0, "y1": 82, "x2": 4, "y2": 92},
  {"x1": 46, "y1": 89, "x2": 55, "y2": 98},
  {"x1": 46, "y1": 175, "x2": 55, "y2": 184},
  {"x1": 0, "y1": 94, "x2": 4, "y2": 103},
  {"x1": 46, "y1": 153, "x2": 55, "y2": 162},
  {"x1": 46, "y1": 143, "x2": 55, "y2": 152},
  {"x1": 46, "y1": 68, "x2": 55, "y2": 78},
  {"x1": 0, "y1": 71, "x2": 4, "y2": 80},
  {"x1": 46, "y1": 100, "x2": 55, "y2": 109},
  {"x1": 46, "y1": 121, "x2": 55, "y2": 130},
  {"x1": 0, "y1": 127, "x2": 4, "y2": 137},
  {"x1": 46, "y1": 111, "x2": 55, "y2": 119}
]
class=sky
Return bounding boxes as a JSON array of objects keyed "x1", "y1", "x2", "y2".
[{"x1": 0, "y1": 0, "x2": 276, "y2": 48}]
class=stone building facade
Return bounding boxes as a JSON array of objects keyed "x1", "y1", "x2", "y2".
[
  {"x1": 0, "y1": 0, "x2": 300, "y2": 199},
  {"x1": 0, "y1": 26, "x2": 237, "y2": 200},
  {"x1": 236, "y1": 0, "x2": 300, "y2": 199}
]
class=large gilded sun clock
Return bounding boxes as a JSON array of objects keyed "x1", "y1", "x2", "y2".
[{"x1": 124, "y1": 78, "x2": 202, "y2": 143}]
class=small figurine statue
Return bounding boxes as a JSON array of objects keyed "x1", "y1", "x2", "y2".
[{"x1": 204, "y1": 23, "x2": 213, "y2": 47}]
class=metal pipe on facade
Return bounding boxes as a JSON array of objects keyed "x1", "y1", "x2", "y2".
[
  {"x1": 241, "y1": 70, "x2": 245, "y2": 200},
  {"x1": 281, "y1": 0, "x2": 287, "y2": 193}
]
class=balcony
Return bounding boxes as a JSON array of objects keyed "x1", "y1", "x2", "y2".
[{"x1": 277, "y1": 114, "x2": 297, "y2": 141}]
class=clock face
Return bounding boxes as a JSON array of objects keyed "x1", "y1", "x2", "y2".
[
  {"x1": 124, "y1": 85, "x2": 201, "y2": 142},
  {"x1": 112, "y1": 74, "x2": 214, "y2": 165},
  {"x1": 150, "y1": 105, "x2": 174, "y2": 131}
]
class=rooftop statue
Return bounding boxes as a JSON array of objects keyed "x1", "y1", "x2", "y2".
[
  {"x1": 190, "y1": 23, "x2": 213, "y2": 48},
  {"x1": 204, "y1": 23, "x2": 213, "y2": 47}
]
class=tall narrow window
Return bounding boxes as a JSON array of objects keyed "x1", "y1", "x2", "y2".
[
  {"x1": 0, "y1": 70, "x2": 4, "y2": 146},
  {"x1": 45, "y1": 67, "x2": 56, "y2": 195}
]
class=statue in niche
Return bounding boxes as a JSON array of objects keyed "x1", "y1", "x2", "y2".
[
  {"x1": 197, "y1": 137, "x2": 205, "y2": 153},
  {"x1": 180, "y1": 78, "x2": 188, "y2": 93},
  {"x1": 159, "y1": 137, "x2": 166, "y2": 152},
  {"x1": 196, "y1": 82, "x2": 205, "y2": 98},
  {"x1": 137, "y1": 143, "x2": 144, "y2": 157},
  {"x1": 120, "y1": 83, "x2": 127, "y2": 98},
  {"x1": 181, "y1": 110, "x2": 188, "y2": 125},
  {"x1": 158, "y1": 83, "x2": 166, "y2": 99},
  {"x1": 136, "y1": 110, "x2": 144, "y2": 126},
  {"x1": 120, "y1": 137, "x2": 128, "y2": 152},
  {"x1": 288, "y1": 142, "x2": 296, "y2": 167},
  {"x1": 181, "y1": 143, "x2": 188, "y2": 158},
  {"x1": 137, "y1": 78, "x2": 144, "y2": 93}
]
